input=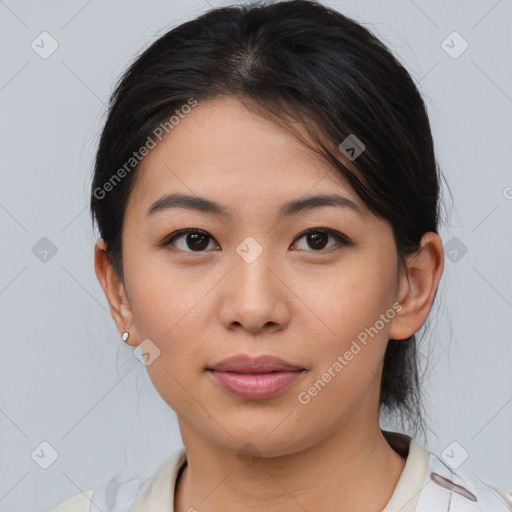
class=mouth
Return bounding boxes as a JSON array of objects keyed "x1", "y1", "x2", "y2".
[
  {"x1": 206, "y1": 369, "x2": 304, "y2": 374},
  {"x1": 206, "y1": 368, "x2": 306, "y2": 400},
  {"x1": 205, "y1": 353, "x2": 306, "y2": 400},
  {"x1": 207, "y1": 353, "x2": 305, "y2": 373}
]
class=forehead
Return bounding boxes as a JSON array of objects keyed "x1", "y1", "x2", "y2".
[{"x1": 128, "y1": 96, "x2": 365, "y2": 215}]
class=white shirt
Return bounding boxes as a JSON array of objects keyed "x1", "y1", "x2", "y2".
[{"x1": 48, "y1": 432, "x2": 512, "y2": 512}]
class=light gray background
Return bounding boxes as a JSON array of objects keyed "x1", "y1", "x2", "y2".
[{"x1": 1, "y1": 1, "x2": 511, "y2": 510}]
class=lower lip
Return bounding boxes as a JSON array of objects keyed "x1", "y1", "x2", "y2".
[{"x1": 208, "y1": 370, "x2": 304, "y2": 400}]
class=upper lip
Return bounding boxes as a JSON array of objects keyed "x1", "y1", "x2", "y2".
[{"x1": 208, "y1": 354, "x2": 305, "y2": 373}]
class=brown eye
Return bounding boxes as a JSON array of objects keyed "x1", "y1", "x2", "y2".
[
  {"x1": 306, "y1": 231, "x2": 329, "y2": 250},
  {"x1": 163, "y1": 229, "x2": 217, "y2": 252},
  {"x1": 291, "y1": 228, "x2": 348, "y2": 252}
]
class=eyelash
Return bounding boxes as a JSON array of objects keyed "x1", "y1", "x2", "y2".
[{"x1": 160, "y1": 228, "x2": 350, "y2": 253}]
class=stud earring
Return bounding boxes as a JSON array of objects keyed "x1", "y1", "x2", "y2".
[{"x1": 122, "y1": 332, "x2": 129, "y2": 342}]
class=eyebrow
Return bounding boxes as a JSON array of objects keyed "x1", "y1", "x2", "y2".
[{"x1": 146, "y1": 192, "x2": 364, "y2": 219}]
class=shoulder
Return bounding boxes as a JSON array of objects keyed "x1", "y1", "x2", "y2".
[
  {"x1": 416, "y1": 451, "x2": 512, "y2": 512},
  {"x1": 48, "y1": 489, "x2": 94, "y2": 512},
  {"x1": 47, "y1": 465, "x2": 146, "y2": 512},
  {"x1": 47, "y1": 448, "x2": 187, "y2": 512}
]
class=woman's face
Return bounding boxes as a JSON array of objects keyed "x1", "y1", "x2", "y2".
[{"x1": 117, "y1": 96, "x2": 407, "y2": 456}]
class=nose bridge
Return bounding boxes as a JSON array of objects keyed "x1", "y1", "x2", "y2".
[
  {"x1": 233, "y1": 235, "x2": 277, "y2": 304},
  {"x1": 218, "y1": 235, "x2": 289, "y2": 332}
]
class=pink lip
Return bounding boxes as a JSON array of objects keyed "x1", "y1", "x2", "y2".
[
  {"x1": 207, "y1": 353, "x2": 306, "y2": 400},
  {"x1": 209, "y1": 353, "x2": 304, "y2": 373},
  {"x1": 208, "y1": 370, "x2": 304, "y2": 400}
]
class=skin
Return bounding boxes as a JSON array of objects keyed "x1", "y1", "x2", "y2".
[{"x1": 95, "y1": 96, "x2": 444, "y2": 512}]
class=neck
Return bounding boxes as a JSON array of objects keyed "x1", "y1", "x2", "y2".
[{"x1": 174, "y1": 420, "x2": 406, "y2": 512}]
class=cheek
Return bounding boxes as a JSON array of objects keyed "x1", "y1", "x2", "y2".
[
  {"x1": 302, "y1": 254, "x2": 397, "y2": 348},
  {"x1": 295, "y1": 248, "x2": 397, "y2": 409},
  {"x1": 123, "y1": 254, "x2": 212, "y2": 409},
  {"x1": 124, "y1": 243, "x2": 205, "y2": 335},
  {"x1": 295, "y1": 273, "x2": 393, "y2": 422}
]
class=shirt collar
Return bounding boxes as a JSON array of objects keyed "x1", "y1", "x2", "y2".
[{"x1": 382, "y1": 431, "x2": 430, "y2": 512}]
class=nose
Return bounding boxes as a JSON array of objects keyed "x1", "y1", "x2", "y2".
[{"x1": 218, "y1": 248, "x2": 291, "y2": 335}]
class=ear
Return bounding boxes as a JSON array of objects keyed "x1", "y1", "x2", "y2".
[
  {"x1": 94, "y1": 239, "x2": 139, "y2": 347},
  {"x1": 388, "y1": 232, "x2": 444, "y2": 340}
]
